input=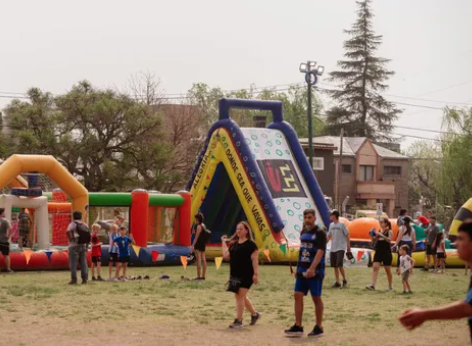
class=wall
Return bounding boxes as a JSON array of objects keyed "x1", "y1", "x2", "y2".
[
  {"x1": 335, "y1": 156, "x2": 356, "y2": 210},
  {"x1": 313, "y1": 148, "x2": 334, "y2": 197},
  {"x1": 381, "y1": 158, "x2": 410, "y2": 214}
]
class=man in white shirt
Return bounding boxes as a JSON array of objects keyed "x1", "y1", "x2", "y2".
[{"x1": 327, "y1": 211, "x2": 350, "y2": 288}]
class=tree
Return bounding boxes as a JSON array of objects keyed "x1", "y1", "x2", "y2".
[
  {"x1": 406, "y1": 141, "x2": 441, "y2": 211},
  {"x1": 436, "y1": 107, "x2": 472, "y2": 209},
  {"x1": 324, "y1": 0, "x2": 401, "y2": 140},
  {"x1": 3, "y1": 81, "x2": 170, "y2": 192},
  {"x1": 128, "y1": 70, "x2": 163, "y2": 106},
  {"x1": 186, "y1": 83, "x2": 324, "y2": 137}
]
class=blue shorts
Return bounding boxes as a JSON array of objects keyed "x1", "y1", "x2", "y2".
[{"x1": 295, "y1": 277, "x2": 323, "y2": 297}]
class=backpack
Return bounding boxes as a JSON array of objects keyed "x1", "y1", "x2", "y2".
[{"x1": 75, "y1": 221, "x2": 91, "y2": 244}]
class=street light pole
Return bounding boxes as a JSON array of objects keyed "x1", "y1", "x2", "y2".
[
  {"x1": 307, "y1": 74, "x2": 313, "y2": 169},
  {"x1": 299, "y1": 60, "x2": 324, "y2": 172}
]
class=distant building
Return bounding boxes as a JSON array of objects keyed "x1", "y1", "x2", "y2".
[
  {"x1": 298, "y1": 139, "x2": 337, "y2": 199},
  {"x1": 301, "y1": 136, "x2": 409, "y2": 217}
]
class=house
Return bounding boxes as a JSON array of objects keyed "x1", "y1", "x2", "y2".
[
  {"x1": 304, "y1": 136, "x2": 409, "y2": 217},
  {"x1": 298, "y1": 139, "x2": 337, "y2": 199}
]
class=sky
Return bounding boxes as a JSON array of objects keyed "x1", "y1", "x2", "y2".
[{"x1": 1, "y1": 0, "x2": 471, "y2": 149}]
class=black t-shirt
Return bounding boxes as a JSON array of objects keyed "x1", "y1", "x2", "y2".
[{"x1": 229, "y1": 240, "x2": 258, "y2": 279}]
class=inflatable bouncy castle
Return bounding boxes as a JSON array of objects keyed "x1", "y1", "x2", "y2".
[
  {"x1": 187, "y1": 98, "x2": 371, "y2": 266},
  {"x1": 0, "y1": 155, "x2": 192, "y2": 271}
]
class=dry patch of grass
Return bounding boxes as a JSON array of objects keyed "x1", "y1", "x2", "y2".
[{"x1": 0, "y1": 265, "x2": 469, "y2": 345}]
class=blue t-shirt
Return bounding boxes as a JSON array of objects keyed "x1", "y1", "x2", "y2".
[
  {"x1": 296, "y1": 226, "x2": 327, "y2": 278},
  {"x1": 465, "y1": 276, "x2": 472, "y2": 342},
  {"x1": 115, "y1": 236, "x2": 132, "y2": 258}
]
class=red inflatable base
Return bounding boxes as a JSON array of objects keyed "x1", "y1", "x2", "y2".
[{"x1": 0, "y1": 251, "x2": 92, "y2": 271}]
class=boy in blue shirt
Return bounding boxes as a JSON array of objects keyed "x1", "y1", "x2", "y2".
[
  {"x1": 285, "y1": 209, "x2": 327, "y2": 338},
  {"x1": 400, "y1": 220, "x2": 472, "y2": 343},
  {"x1": 114, "y1": 227, "x2": 135, "y2": 281}
]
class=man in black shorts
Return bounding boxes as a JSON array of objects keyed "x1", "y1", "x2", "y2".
[
  {"x1": 424, "y1": 216, "x2": 439, "y2": 271},
  {"x1": 327, "y1": 211, "x2": 350, "y2": 288},
  {"x1": 0, "y1": 208, "x2": 13, "y2": 273}
]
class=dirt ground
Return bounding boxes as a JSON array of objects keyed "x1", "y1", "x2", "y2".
[{"x1": 0, "y1": 266, "x2": 469, "y2": 346}]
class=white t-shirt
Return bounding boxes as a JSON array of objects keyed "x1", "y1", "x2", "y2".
[
  {"x1": 327, "y1": 221, "x2": 349, "y2": 252},
  {"x1": 400, "y1": 254, "x2": 412, "y2": 274}
]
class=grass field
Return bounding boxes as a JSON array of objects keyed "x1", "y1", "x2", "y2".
[{"x1": 0, "y1": 265, "x2": 470, "y2": 346}]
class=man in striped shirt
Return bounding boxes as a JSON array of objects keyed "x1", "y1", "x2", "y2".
[{"x1": 285, "y1": 209, "x2": 327, "y2": 338}]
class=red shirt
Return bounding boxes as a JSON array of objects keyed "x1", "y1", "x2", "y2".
[
  {"x1": 417, "y1": 215, "x2": 429, "y2": 227},
  {"x1": 91, "y1": 234, "x2": 102, "y2": 257}
]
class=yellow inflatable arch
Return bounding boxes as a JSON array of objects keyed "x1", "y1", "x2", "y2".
[{"x1": 0, "y1": 155, "x2": 88, "y2": 219}]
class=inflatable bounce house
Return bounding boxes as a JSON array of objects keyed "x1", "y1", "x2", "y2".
[
  {"x1": 187, "y1": 98, "x2": 371, "y2": 266},
  {"x1": 348, "y1": 216, "x2": 463, "y2": 267},
  {"x1": 0, "y1": 155, "x2": 191, "y2": 271}
]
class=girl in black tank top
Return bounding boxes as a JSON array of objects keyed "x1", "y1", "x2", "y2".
[{"x1": 366, "y1": 217, "x2": 394, "y2": 291}]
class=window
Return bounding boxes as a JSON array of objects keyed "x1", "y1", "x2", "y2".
[
  {"x1": 342, "y1": 164, "x2": 352, "y2": 174},
  {"x1": 359, "y1": 165, "x2": 374, "y2": 181},
  {"x1": 384, "y1": 165, "x2": 402, "y2": 175},
  {"x1": 312, "y1": 157, "x2": 324, "y2": 171}
]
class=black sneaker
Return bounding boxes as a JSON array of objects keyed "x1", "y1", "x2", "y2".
[
  {"x1": 342, "y1": 280, "x2": 348, "y2": 288},
  {"x1": 68, "y1": 280, "x2": 77, "y2": 285},
  {"x1": 250, "y1": 312, "x2": 261, "y2": 326},
  {"x1": 332, "y1": 282, "x2": 341, "y2": 288},
  {"x1": 97, "y1": 276, "x2": 104, "y2": 281},
  {"x1": 82, "y1": 280, "x2": 87, "y2": 285},
  {"x1": 308, "y1": 325, "x2": 324, "y2": 338},
  {"x1": 229, "y1": 319, "x2": 243, "y2": 329},
  {"x1": 92, "y1": 276, "x2": 97, "y2": 281},
  {"x1": 284, "y1": 324, "x2": 304, "y2": 336}
]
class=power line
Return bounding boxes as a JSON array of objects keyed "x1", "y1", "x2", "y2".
[
  {"x1": 416, "y1": 79, "x2": 472, "y2": 97},
  {"x1": 394, "y1": 125, "x2": 457, "y2": 135}
]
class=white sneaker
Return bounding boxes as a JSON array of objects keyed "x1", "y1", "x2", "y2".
[{"x1": 387, "y1": 286, "x2": 393, "y2": 292}]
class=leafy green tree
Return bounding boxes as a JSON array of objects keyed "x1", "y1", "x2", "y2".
[
  {"x1": 406, "y1": 141, "x2": 441, "y2": 210},
  {"x1": 3, "y1": 81, "x2": 169, "y2": 192},
  {"x1": 324, "y1": 0, "x2": 401, "y2": 140},
  {"x1": 436, "y1": 107, "x2": 472, "y2": 209}
]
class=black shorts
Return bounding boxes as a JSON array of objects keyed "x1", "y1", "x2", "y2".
[
  {"x1": 0, "y1": 242, "x2": 9, "y2": 256},
  {"x1": 119, "y1": 256, "x2": 130, "y2": 263},
  {"x1": 426, "y1": 245, "x2": 437, "y2": 256},
  {"x1": 437, "y1": 252, "x2": 445, "y2": 259},
  {"x1": 240, "y1": 277, "x2": 253, "y2": 290},
  {"x1": 92, "y1": 256, "x2": 101, "y2": 264},
  {"x1": 330, "y1": 250, "x2": 345, "y2": 268},
  {"x1": 373, "y1": 251, "x2": 392, "y2": 266},
  {"x1": 109, "y1": 252, "x2": 118, "y2": 264},
  {"x1": 194, "y1": 244, "x2": 206, "y2": 252}
]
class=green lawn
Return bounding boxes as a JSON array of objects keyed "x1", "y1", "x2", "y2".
[{"x1": 0, "y1": 265, "x2": 470, "y2": 346}]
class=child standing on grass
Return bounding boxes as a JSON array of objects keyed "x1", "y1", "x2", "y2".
[
  {"x1": 114, "y1": 227, "x2": 134, "y2": 281},
  {"x1": 90, "y1": 224, "x2": 104, "y2": 281},
  {"x1": 435, "y1": 232, "x2": 446, "y2": 274},
  {"x1": 108, "y1": 224, "x2": 119, "y2": 281},
  {"x1": 398, "y1": 244, "x2": 415, "y2": 294}
]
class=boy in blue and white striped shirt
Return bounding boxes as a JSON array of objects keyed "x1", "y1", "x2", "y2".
[{"x1": 108, "y1": 224, "x2": 119, "y2": 281}]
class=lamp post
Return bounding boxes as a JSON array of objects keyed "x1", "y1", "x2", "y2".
[{"x1": 299, "y1": 61, "x2": 324, "y2": 170}]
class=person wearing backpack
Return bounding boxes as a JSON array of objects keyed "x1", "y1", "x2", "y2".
[
  {"x1": 66, "y1": 211, "x2": 90, "y2": 285},
  {"x1": 191, "y1": 213, "x2": 210, "y2": 280}
]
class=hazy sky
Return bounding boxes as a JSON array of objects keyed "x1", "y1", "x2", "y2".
[{"x1": 1, "y1": 0, "x2": 471, "y2": 149}]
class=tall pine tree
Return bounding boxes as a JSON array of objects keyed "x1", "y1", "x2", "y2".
[{"x1": 324, "y1": 0, "x2": 401, "y2": 141}]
